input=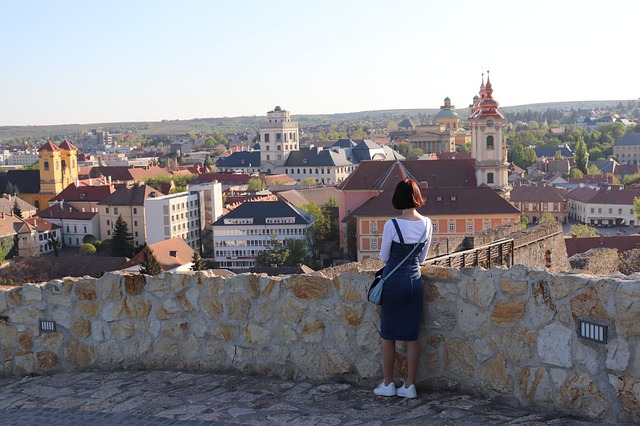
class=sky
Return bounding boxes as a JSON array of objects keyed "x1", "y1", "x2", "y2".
[{"x1": 1, "y1": 0, "x2": 638, "y2": 126}]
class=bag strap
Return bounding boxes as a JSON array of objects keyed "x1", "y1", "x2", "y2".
[
  {"x1": 392, "y1": 218, "x2": 404, "y2": 244},
  {"x1": 383, "y1": 224, "x2": 428, "y2": 280}
]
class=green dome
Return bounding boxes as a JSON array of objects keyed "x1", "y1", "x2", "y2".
[{"x1": 435, "y1": 108, "x2": 458, "y2": 118}]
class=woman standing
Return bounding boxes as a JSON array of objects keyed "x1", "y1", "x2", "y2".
[{"x1": 373, "y1": 179, "x2": 432, "y2": 399}]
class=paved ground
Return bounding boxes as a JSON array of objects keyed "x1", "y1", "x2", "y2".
[{"x1": 0, "y1": 370, "x2": 607, "y2": 425}]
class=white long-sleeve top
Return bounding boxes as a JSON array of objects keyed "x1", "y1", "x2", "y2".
[{"x1": 379, "y1": 217, "x2": 432, "y2": 264}]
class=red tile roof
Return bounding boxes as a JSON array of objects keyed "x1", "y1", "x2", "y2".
[
  {"x1": 36, "y1": 202, "x2": 98, "y2": 220},
  {"x1": 349, "y1": 186, "x2": 521, "y2": 218},
  {"x1": 39, "y1": 140, "x2": 60, "y2": 152},
  {"x1": 510, "y1": 185, "x2": 566, "y2": 202},
  {"x1": 566, "y1": 186, "x2": 640, "y2": 204},
  {"x1": 23, "y1": 217, "x2": 61, "y2": 232},
  {"x1": 49, "y1": 183, "x2": 116, "y2": 203},
  {"x1": 565, "y1": 235, "x2": 640, "y2": 257},
  {"x1": 192, "y1": 173, "x2": 252, "y2": 185},
  {"x1": 58, "y1": 140, "x2": 78, "y2": 151},
  {"x1": 338, "y1": 160, "x2": 476, "y2": 191},
  {"x1": 119, "y1": 237, "x2": 194, "y2": 272}
]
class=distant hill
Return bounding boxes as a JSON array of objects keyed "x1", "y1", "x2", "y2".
[{"x1": 0, "y1": 100, "x2": 630, "y2": 142}]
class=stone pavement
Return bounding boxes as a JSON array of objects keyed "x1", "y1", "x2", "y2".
[{"x1": 0, "y1": 370, "x2": 611, "y2": 425}]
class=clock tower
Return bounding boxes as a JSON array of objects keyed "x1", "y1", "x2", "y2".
[{"x1": 470, "y1": 72, "x2": 511, "y2": 200}]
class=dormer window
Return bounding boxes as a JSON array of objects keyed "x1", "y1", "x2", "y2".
[
  {"x1": 303, "y1": 158, "x2": 308, "y2": 164},
  {"x1": 436, "y1": 196, "x2": 442, "y2": 201},
  {"x1": 450, "y1": 196, "x2": 457, "y2": 201}
]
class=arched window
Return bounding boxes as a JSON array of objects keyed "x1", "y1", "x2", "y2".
[
  {"x1": 61, "y1": 160, "x2": 66, "y2": 169},
  {"x1": 545, "y1": 250, "x2": 552, "y2": 268},
  {"x1": 486, "y1": 135, "x2": 494, "y2": 149},
  {"x1": 43, "y1": 161, "x2": 49, "y2": 171},
  {"x1": 34, "y1": 200, "x2": 40, "y2": 210},
  {"x1": 487, "y1": 172, "x2": 494, "y2": 184}
]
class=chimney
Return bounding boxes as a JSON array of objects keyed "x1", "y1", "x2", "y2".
[
  {"x1": 419, "y1": 181, "x2": 429, "y2": 189},
  {"x1": 169, "y1": 250, "x2": 177, "y2": 257},
  {"x1": 0, "y1": 212, "x2": 3, "y2": 218}
]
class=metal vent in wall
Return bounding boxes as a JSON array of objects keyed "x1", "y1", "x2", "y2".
[{"x1": 578, "y1": 319, "x2": 607, "y2": 344}]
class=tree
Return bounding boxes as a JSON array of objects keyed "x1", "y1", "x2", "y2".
[
  {"x1": 12, "y1": 200, "x2": 22, "y2": 219},
  {"x1": 283, "y1": 238, "x2": 311, "y2": 267},
  {"x1": 48, "y1": 235, "x2": 61, "y2": 257},
  {"x1": 5, "y1": 182, "x2": 18, "y2": 196},
  {"x1": 139, "y1": 245, "x2": 162, "y2": 275},
  {"x1": 520, "y1": 214, "x2": 529, "y2": 228},
  {"x1": 302, "y1": 177, "x2": 317, "y2": 186},
  {"x1": 587, "y1": 164, "x2": 601, "y2": 175},
  {"x1": 79, "y1": 243, "x2": 96, "y2": 255},
  {"x1": 255, "y1": 237, "x2": 289, "y2": 267},
  {"x1": 554, "y1": 150, "x2": 562, "y2": 159},
  {"x1": 111, "y1": 214, "x2": 135, "y2": 257},
  {"x1": 345, "y1": 217, "x2": 357, "y2": 261},
  {"x1": 191, "y1": 249, "x2": 206, "y2": 271},
  {"x1": 82, "y1": 234, "x2": 97, "y2": 244},
  {"x1": 634, "y1": 197, "x2": 640, "y2": 224},
  {"x1": 569, "y1": 224, "x2": 599, "y2": 238},
  {"x1": 247, "y1": 177, "x2": 266, "y2": 191},
  {"x1": 574, "y1": 137, "x2": 588, "y2": 174},
  {"x1": 540, "y1": 212, "x2": 557, "y2": 223},
  {"x1": 569, "y1": 167, "x2": 584, "y2": 179}
]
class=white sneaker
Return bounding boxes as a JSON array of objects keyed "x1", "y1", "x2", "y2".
[
  {"x1": 373, "y1": 381, "x2": 396, "y2": 397},
  {"x1": 396, "y1": 382, "x2": 417, "y2": 399}
]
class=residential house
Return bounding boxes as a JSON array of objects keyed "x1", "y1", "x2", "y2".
[
  {"x1": 97, "y1": 184, "x2": 164, "y2": 247},
  {"x1": 566, "y1": 185, "x2": 640, "y2": 226},
  {"x1": 613, "y1": 133, "x2": 640, "y2": 165},
  {"x1": 0, "y1": 211, "x2": 39, "y2": 258},
  {"x1": 22, "y1": 217, "x2": 61, "y2": 254},
  {"x1": 0, "y1": 194, "x2": 37, "y2": 219},
  {"x1": 509, "y1": 184, "x2": 568, "y2": 224},
  {"x1": 211, "y1": 200, "x2": 315, "y2": 270},
  {"x1": 48, "y1": 183, "x2": 117, "y2": 213},
  {"x1": 119, "y1": 237, "x2": 195, "y2": 273},
  {"x1": 36, "y1": 201, "x2": 100, "y2": 247},
  {"x1": 349, "y1": 186, "x2": 521, "y2": 261}
]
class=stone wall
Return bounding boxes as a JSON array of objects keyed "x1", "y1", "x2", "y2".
[{"x1": 1, "y1": 265, "x2": 639, "y2": 422}]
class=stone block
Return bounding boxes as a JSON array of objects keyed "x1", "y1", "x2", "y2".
[
  {"x1": 479, "y1": 352, "x2": 513, "y2": 394},
  {"x1": 124, "y1": 274, "x2": 146, "y2": 296},
  {"x1": 182, "y1": 334, "x2": 201, "y2": 362},
  {"x1": 0, "y1": 324, "x2": 18, "y2": 347},
  {"x1": 21, "y1": 284, "x2": 42, "y2": 305},
  {"x1": 444, "y1": 338, "x2": 474, "y2": 377},
  {"x1": 65, "y1": 339, "x2": 95, "y2": 369},
  {"x1": 35, "y1": 351, "x2": 60, "y2": 371},
  {"x1": 606, "y1": 338, "x2": 630, "y2": 371},
  {"x1": 290, "y1": 275, "x2": 332, "y2": 300},
  {"x1": 608, "y1": 374, "x2": 640, "y2": 418},
  {"x1": 0, "y1": 290, "x2": 6, "y2": 313},
  {"x1": 549, "y1": 274, "x2": 589, "y2": 300},
  {"x1": 333, "y1": 303, "x2": 364, "y2": 327},
  {"x1": 70, "y1": 318, "x2": 91, "y2": 338},
  {"x1": 101, "y1": 301, "x2": 124, "y2": 322},
  {"x1": 505, "y1": 328, "x2": 535, "y2": 362},
  {"x1": 615, "y1": 282, "x2": 640, "y2": 338},
  {"x1": 176, "y1": 288, "x2": 198, "y2": 312},
  {"x1": 428, "y1": 302, "x2": 457, "y2": 330},
  {"x1": 517, "y1": 366, "x2": 553, "y2": 403},
  {"x1": 202, "y1": 298, "x2": 223, "y2": 319},
  {"x1": 96, "y1": 341, "x2": 124, "y2": 365},
  {"x1": 111, "y1": 321, "x2": 135, "y2": 340},
  {"x1": 491, "y1": 301, "x2": 526, "y2": 327},
  {"x1": 161, "y1": 321, "x2": 189, "y2": 339},
  {"x1": 277, "y1": 299, "x2": 305, "y2": 324},
  {"x1": 459, "y1": 272, "x2": 496, "y2": 309},
  {"x1": 124, "y1": 297, "x2": 151, "y2": 319},
  {"x1": 155, "y1": 337, "x2": 179, "y2": 358},
  {"x1": 75, "y1": 280, "x2": 96, "y2": 301},
  {"x1": 321, "y1": 348, "x2": 350, "y2": 374},
  {"x1": 78, "y1": 301, "x2": 101, "y2": 317},
  {"x1": 570, "y1": 288, "x2": 609, "y2": 320},
  {"x1": 96, "y1": 273, "x2": 123, "y2": 301},
  {"x1": 576, "y1": 342, "x2": 599, "y2": 375},
  {"x1": 558, "y1": 372, "x2": 609, "y2": 420},
  {"x1": 538, "y1": 323, "x2": 573, "y2": 368},
  {"x1": 41, "y1": 332, "x2": 63, "y2": 351},
  {"x1": 301, "y1": 317, "x2": 324, "y2": 343},
  {"x1": 422, "y1": 265, "x2": 461, "y2": 282},
  {"x1": 242, "y1": 323, "x2": 271, "y2": 345},
  {"x1": 261, "y1": 277, "x2": 280, "y2": 300},
  {"x1": 18, "y1": 331, "x2": 33, "y2": 348},
  {"x1": 7, "y1": 287, "x2": 22, "y2": 307},
  {"x1": 356, "y1": 322, "x2": 380, "y2": 353},
  {"x1": 244, "y1": 274, "x2": 260, "y2": 298},
  {"x1": 14, "y1": 350, "x2": 34, "y2": 374},
  {"x1": 122, "y1": 334, "x2": 152, "y2": 360},
  {"x1": 499, "y1": 278, "x2": 528, "y2": 298},
  {"x1": 212, "y1": 323, "x2": 237, "y2": 341},
  {"x1": 457, "y1": 300, "x2": 490, "y2": 337},
  {"x1": 91, "y1": 320, "x2": 111, "y2": 341},
  {"x1": 227, "y1": 295, "x2": 251, "y2": 320},
  {"x1": 157, "y1": 298, "x2": 182, "y2": 320},
  {"x1": 335, "y1": 274, "x2": 366, "y2": 303},
  {"x1": 275, "y1": 323, "x2": 298, "y2": 344},
  {"x1": 253, "y1": 300, "x2": 275, "y2": 324},
  {"x1": 13, "y1": 307, "x2": 45, "y2": 326}
]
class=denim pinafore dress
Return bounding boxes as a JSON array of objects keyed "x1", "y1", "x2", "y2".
[{"x1": 379, "y1": 219, "x2": 425, "y2": 341}]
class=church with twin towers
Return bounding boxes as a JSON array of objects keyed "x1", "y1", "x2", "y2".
[{"x1": 217, "y1": 73, "x2": 511, "y2": 200}]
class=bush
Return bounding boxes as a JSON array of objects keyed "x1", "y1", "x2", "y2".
[
  {"x1": 79, "y1": 243, "x2": 97, "y2": 255},
  {"x1": 82, "y1": 234, "x2": 97, "y2": 244},
  {"x1": 619, "y1": 249, "x2": 640, "y2": 275}
]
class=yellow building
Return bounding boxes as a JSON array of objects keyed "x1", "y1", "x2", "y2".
[
  {"x1": 407, "y1": 97, "x2": 470, "y2": 154},
  {"x1": 20, "y1": 140, "x2": 78, "y2": 210}
]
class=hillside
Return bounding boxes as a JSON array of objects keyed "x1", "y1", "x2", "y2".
[{"x1": 0, "y1": 100, "x2": 629, "y2": 142}]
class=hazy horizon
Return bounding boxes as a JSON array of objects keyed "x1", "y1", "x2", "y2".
[{"x1": 1, "y1": 0, "x2": 638, "y2": 126}]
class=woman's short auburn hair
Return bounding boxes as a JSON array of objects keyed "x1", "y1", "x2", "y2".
[{"x1": 392, "y1": 179, "x2": 424, "y2": 210}]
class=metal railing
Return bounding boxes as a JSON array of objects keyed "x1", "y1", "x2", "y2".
[{"x1": 424, "y1": 238, "x2": 515, "y2": 269}]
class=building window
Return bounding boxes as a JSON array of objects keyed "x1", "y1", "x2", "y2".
[
  {"x1": 133, "y1": 208, "x2": 137, "y2": 214},
  {"x1": 432, "y1": 222, "x2": 438, "y2": 231},
  {"x1": 134, "y1": 220, "x2": 138, "y2": 226},
  {"x1": 264, "y1": 134, "x2": 270, "y2": 143},
  {"x1": 107, "y1": 230, "x2": 111, "y2": 236},
  {"x1": 370, "y1": 222, "x2": 377, "y2": 233},
  {"x1": 467, "y1": 220, "x2": 473, "y2": 232},
  {"x1": 486, "y1": 135, "x2": 494, "y2": 149},
  {"x1": 448, "y1": 221, "x2": 455, "y2": 232},
  {"x1": 114, "y1": 208, "x2": 119, "y2": 214},
  {"x1": 106, "y1": 220, "x2": 110, "y2": 226},
  {"x1": 44, "y1": 161, "x2": 49, "y2": 171},
  {"x1": 545, "y1": 250, "x2": 552, "y2": 268},
  {"x1": 487, "y1": 173, "x2": 494, "y2": 184},
  {"x1": 483, "y1": 220, "x2": 490, "y2": 230},
  {"x1": 106, "y1": 207, "x2": 110, "y2": 214},
  {"x1": 276, "y1": 133, "x2": 282, "y2": 142}
]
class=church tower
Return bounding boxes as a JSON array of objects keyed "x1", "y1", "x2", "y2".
[
  {"x1": 259, "y1": 106, "x2": 299, "y2": 173},
  {"x1": 59, "y1": 139, "x2": 78, "y2": 187},
  {"x1": 470, "y1": 72, "x2": 511, "y2": 200},
  {"x1": 38, "y1": 140, "x2": 64, "y2": 196}
]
